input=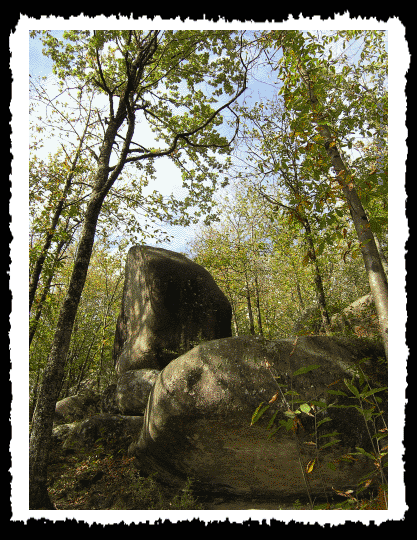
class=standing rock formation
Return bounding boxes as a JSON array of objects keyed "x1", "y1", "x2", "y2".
[{"x1": 113, "y1": 245, "x2": 232, "y2": 374}]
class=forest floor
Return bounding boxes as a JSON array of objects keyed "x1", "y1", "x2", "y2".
[
  {"x1": 46, "y1": 438, "x2": 385, "y2": 513},
  {"x1": 46, "y1": 440, "x2": 321, "y2": 512}
]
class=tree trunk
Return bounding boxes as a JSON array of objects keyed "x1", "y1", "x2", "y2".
[
  {"x1": 29, "y1": 194, "x2": 104, "y2": 508},
  {"x1": 300, "y1": 70, "x2": 388, "y2": 358},
  {"x1": 340, "y1": 181, "x2": 388, "y2": 357},
  {"x1": 29, "y1": 368, "x2": 41, "y2": 424},
  {"x1": 29, "y1": 98, "x2": 131, "y2": 508},
  {"x1": 254, "y1": 273, "x2": 264, "y2": 337},
  {"x1": 29, "y1": 238, "x2": 67, "y2": 346},
  {"x1": 295, "y1": 276, "x2": 305, "y2": 312},
  {"x1": 303, "y1": 218, "x2": 331, "y2": 334},
  {"x1": 289, "y1": 260, "x2": 305, "y2": 312},
  {"x1": 374, "y1": 234, "x2": 388, "y2": 279},
  {"x1": 244, "y1": 272, "x2": 255, "y2": 335}
]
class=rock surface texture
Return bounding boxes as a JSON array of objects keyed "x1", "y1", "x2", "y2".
[
  {"x1": 115, "y1": 369, "x2": 160, "y2": 415},
  {"x1": 329, "y1": 294, "x2": 379, "y2": 338},
  {"x1": 129, "y1": 335, "x2": 387, "y2": 501},
  {"x1": 57, "y1": 414, "x2": 144, "y2": 453},
  {"x1": 113, "y1": 245, "x2": 232, "y2": 374},
  {"x1": 293, "y1": 294, "x2": 380, "y2": 339},
  {"x1": 54, "y1": 392, "x2": 100, "y2": 424}
]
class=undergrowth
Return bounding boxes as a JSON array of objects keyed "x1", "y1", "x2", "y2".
[
  {"x1": 251, "y1": 349, "x2": 388, "y2": 510},
  {"x1": 46, "y1": 441, "x2": 203, "y2": 510}
]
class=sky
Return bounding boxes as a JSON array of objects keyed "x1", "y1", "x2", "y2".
[
  {"x1": 28, "y1": 27, "x2": 389, "y2": 257},
  {"x1": 28, "y1": 30, "x2": 275, "y2": 256},
  {"x1": 29, "y1": 32, "x2": 202, "y2": 254}
]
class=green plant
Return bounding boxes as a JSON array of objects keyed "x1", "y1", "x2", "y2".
[
  {"x1": 326, "y1": 358, "x2": 388, "y2": 509},
  {"x1": 167, "y1": 478, "x2": 204, "y2": 510},
  {"x1": 251, "y1": 354, "x2": 388, "y2": 510}
]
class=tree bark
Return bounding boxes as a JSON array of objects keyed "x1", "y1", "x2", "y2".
[
  {"x1": 374, "y1": 234, "x2": 388, "y2": 279},
  {"x1": 254, "y1": 273, "x2": 264, "y2": 336},
  {"x1": 294, "y1": 273, "x2": 305, "y2": 312},
  {"x1": 29, "y1": 116, "x2": 124, "y2": 508},
  {"x1": 29, "y1": 115, "x2": 91, "y2": 312},
  {"x1": 299, "y1": 69, "x2": 388, "y2": 358},
  {"x1": 29, "y1": 193, "x2": 107, "y2": 509},
  {"x1": 303, "y1": 218, "x2": 331, "y2": 334},
  {"x1": 29, "y1": 368, "x2": 41, "y2": 424},
  {"x1": 244, "y1": 272, "x2": 255, "y2": 335}
]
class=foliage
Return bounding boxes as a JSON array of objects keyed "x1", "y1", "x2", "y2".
[
  {"x1": 29, "y1": 29, "x2": 254, "y2": 338},
  {"x1": 189, "y1": 29, "x2": 387, "y2": 345},
  {"x1": 251, "y1": 355, "x2": 388, "y2": 510},
  {"x1": 189, "y1": 179, "x2": 371, "y2": 339},
  {"x1": 229, "y1": 29, "x2": 387, "y2": 266},
  {"x1": 29, "y1": 238, "x2": 124, "y2": 405},
  {"x1": 30, "y1": 29, "x2": 251, "y2": 225}
]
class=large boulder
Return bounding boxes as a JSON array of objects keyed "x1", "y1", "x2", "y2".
[
  {"x1": 113, "y1": 245, "x2": 232, "y2": 374},
  {"x1": 293, "y1": 295, "x2": 381, "y2": 340},
  {"x1": 51, "y1": 422, "x2": 79, "y2": 444},
  {"x1": 54, "y1": 392, "x2": 100, "y2": 425},
  {"x1": 100, "y1": 384, "x2": 120, "y2": 415},
  {"x1": 58, "y1": 414, "x2": 144, "y2": 453},
  {"x1": 115, "y1": 369, "x2": 160, "y2": 415},
  {"x1": 129, "y1": 335, "x2": 387, "y2": 502},
  {"x1": 328, "y1": 294, "x2": 380, "y2": 338}
]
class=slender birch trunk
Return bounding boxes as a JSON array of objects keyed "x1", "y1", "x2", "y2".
[
  {"x1": 299, "y1": 69, "x2": 388, "y2": 358},
  {"x1": 303, "y1": 218, "x2": 331, "y2": 334}
]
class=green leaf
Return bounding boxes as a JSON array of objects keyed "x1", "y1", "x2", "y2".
[
  {"x1": 320, "y1": 439, "x2": 341, "y2": 450},
  {"x1": 266, "y1": 410, "x2": 279, "y2": 430},
  {"x1": 250, "y1": 402, "x2": 270, "y2": 426},
  {"x1": 292, "y1": 364, "x2": 321, "y2": 376},
  {"x1": 360, "y1": 407, "x2": 375, "y2": 422},
  {"x1": 311, "y1": 400, "x2": 328, "y2": 409},
  {"x1": 284, "y1": 390, "x2": 300, "y2": 397},
  {"x1": 278, "y1": 418, "x2": 294, "y2": 432},
  {"x1": 319, "y1": 430, "x2": 340, "y2": 439},
  {"x1": 329, "y1": 403, "x2": 356, "y2": 409},
  {"x1": 344, "y1": 378, "x2": 360, "y2": 398},
  {"x1": 326, "y1": 389, "x2": 347, "y2": 396},
  {"x1": 352, "y1": 447, "x2": 375, "y2": 460},
  {"x1": 299, "y1": 403, "x2": 312, "y2": 415},
  {"x1": 360, "y1": 386, "x2": 388, "y2": 398},
  {"x1": 316, "y1": 417, "x2": 332, "y2": 428}
]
